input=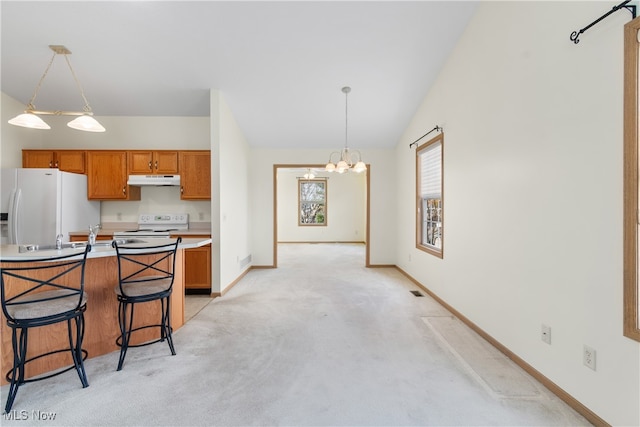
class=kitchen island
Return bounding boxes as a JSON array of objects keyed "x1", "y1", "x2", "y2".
[{"x1": 0, "y1": 237, "x2": 211, "y2": 385}]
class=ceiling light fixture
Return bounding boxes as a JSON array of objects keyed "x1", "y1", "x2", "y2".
[
  {"x1": 325, "y1": 86, "x2": 366, "y2": 174},
  {"x1": 8, "y1": 45, "x2": 105, "y2": 132}
]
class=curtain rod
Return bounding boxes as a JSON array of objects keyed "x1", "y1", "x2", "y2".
[
  {"x1": 570, "y1": 0, "x2": 636, "y2": 44},
  {"x1": 409, "y1": 126, "x2": 443, "y2": 149}
]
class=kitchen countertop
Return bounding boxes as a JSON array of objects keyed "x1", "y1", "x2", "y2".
[
  {"x1": 0, "y1": 237, "x2": 212, "y2": 261},
  {"x1": 68, "y1": 227, "x2": 212, "y2": 237}
]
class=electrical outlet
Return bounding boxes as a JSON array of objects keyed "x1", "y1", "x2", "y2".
[
  {"x1": 583, "y1": 345, "x2": 596, "y2": 371},
  {"x1": 541, "y1": 324, "x2": 551, "y2": 345}
]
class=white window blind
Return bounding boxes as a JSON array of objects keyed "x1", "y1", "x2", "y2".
[{"x1": 420, "y1": 141, "x2": 442, "y2": 198}]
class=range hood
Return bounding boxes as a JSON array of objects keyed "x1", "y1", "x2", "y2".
[{"x1": 127, "y1": 175, "x2": 180, "y2": 186}]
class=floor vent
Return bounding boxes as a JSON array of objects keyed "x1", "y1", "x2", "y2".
[{"x1": 410, "y1": 290, "x2": 424, "y2": 297}]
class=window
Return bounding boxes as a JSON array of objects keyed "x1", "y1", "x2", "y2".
[
  {"x1": 416, "y1": 133, "x2": 443, "y2": 258},
  {"x1": 623, "y1": 16, "x2": 640, "y2": 342},
  {"x1": 299, "y1": 179, "x2": 327, "y2": 226}
]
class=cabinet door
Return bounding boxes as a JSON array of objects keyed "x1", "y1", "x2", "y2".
[
  {"x1": 154, "y1": 151, "x2": 179, "y2": 174},
  {"x1": 55, "y1": 151, "x2": 86, "y2": 174},
  {"x1": 128, "y1": 151, "x2": 154, "y2": 174},
  {"x1": 183, "y1": 244, "x2": 212, "y2": 290},
  {"x1": 129, "y1": 151, "x2": 179, "y2": 174},
  {"x1": 23, "y1": 150, "x2": 85, "y2": 174},
  {"x1": 87, "y1": 151, "x2": 140, "y2": 200},
  {"x1": 179, "y1": 151, "x2": 211, "y2": 200},
  {"x1": 23, "y1": 150, "x2": 55, "y2": 168}
]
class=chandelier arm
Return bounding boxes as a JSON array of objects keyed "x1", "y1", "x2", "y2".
[
  {"x1": 327, "y1": 151, "x2": 341, "y2": 163},
  {"x1": 25, "y1": 51, "x2": 57, "y2": 110},
  {"x1": 350, "y1": 150, "x2": 363, "y2": 162},
  {"x1": 28, "y1": 109, "x2": 94, "y2": 116},
  {"x1": 63, "y1": 54, "x2": 93, "y2": 113}
]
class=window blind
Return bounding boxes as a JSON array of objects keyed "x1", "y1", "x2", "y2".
[{"x1": 420, "y1": 141, "x2": 441, "y2": 198}]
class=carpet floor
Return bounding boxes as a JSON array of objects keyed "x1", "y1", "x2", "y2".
[{"x1": 1, "y1": 243, "x2": 590, "y2": 426}]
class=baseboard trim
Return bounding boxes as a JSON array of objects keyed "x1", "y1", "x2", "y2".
[
  {"x1": 368, "y1": 264, "x2": 396, "y2": 268},
  {"x1": 395, "y1": 266, "x2": 609, "y2": 427}
]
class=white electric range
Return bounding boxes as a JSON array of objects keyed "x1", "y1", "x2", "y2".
[{"x1": 113, "y1": 214, "x2": 189, "y2": 239}]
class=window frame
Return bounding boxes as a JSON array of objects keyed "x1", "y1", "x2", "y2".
[
  {"x1": 623, "y1": 16, "x2": 640, "y2": 342},
  {"x1": 416, "y1": 132, "x2": 444, "y2": 258},
  {"x1": 298, "y1": 178, "x2": 327, "y2": 226}
]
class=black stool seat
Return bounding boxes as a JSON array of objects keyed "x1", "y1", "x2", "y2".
[
  {"x1": 112, "y1": 238, "x2": 181, "y2": 371},
  {"x1": 1, "y1": 245, "x2": 91, "y2": 412}
]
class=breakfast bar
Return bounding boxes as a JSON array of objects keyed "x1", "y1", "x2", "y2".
[{"x1": 0, "y1": 237, "x2": 212, "y2": 385}]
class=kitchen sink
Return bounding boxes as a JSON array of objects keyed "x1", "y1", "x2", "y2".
[
  {"x1": 91, "y1": 238, "x2": 147, "y2": 247},
  {"x1": 18, "y1": 238, "x2": 147, "y2": 253}
]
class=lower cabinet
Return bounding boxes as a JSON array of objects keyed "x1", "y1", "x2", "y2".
[{"x1": 173, "y1": 234, "x2": 211, "y2": 292}]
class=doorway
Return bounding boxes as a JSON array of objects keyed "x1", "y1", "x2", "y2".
[{"x1": 272, "y1": 164, "x2": 370, "y2": 267}]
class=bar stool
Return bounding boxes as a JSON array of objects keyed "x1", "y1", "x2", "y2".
[
  {"x1": 0, "y1": 245, "x2": 91, "y2": 412},
  {"x1": 112, "y1": 238, "x2": 181, "y2": 371}
]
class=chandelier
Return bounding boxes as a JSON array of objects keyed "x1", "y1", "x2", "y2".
[
  {"x1": 325, "y1": 86, "x2": 366, "y2": 174},
  {"x1": 8, "y1": 45, "x2": 105, "y2": 132}
]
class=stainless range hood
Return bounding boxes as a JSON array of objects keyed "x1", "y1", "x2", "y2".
[{"x1": 127, "y1": 175, "x2": 180, "y2": 186}]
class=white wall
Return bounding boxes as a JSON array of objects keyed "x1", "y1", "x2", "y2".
[
  {"x1": 216, "y1": 91, "x2": 252, "y2": 293},
  {"x1": 277, "y1": 168, "x2": 365, "y2": 242},
  {"x1": 395, "y1": 2, "x2": 639, "y2": 425},
  {"x1": 1, "y1": 92, "x2": 212, "y2": 225},
  {"x1": 250, "y1": 148, "x2": 395, "y2": 266}
]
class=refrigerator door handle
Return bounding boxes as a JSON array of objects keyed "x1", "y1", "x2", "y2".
[{"x1": 8, "y1": 188, "x2": 21, "y2": 245}]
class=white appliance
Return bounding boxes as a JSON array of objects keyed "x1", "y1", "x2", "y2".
[
  {"x1": 127, "y1": 175, "x2": 180, "y2": 186},
  {"x1": 0, "y1": 168, "x2": 101, "y2": 245},
  {"x1": 113, "y1": 213, "x2": 188, "y2": 239}
]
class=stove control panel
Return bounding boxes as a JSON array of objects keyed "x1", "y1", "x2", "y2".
[{"x1": 138, "y1": 214, "x2": 189, "y2": 228}]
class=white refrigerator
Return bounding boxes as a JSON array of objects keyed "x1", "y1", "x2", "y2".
[{"x1": 0, "y1": 168, "x2": 100, "y2": 245}]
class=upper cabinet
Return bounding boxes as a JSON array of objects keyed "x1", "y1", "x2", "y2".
[
  {"x1": 179, "y1": 151, "x2": 211, "y2": 200},
  {"x1": 23, "y1": 150, "x2": 86, "y2": 174},
  {"x1": 128, "y1": 151, "x2": 179, "y2": 175},
  {"x1": 23, "y1": 149, "x2": 208, "y2": 201},
  {"x1": 87, "y1": 151, "x2": 141, "y2": 201}
]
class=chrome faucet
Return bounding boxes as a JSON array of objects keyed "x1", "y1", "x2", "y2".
[
  {"x1": 55, "y1": 234, "x2": 63, "y2": 250},
  {"x1": 88, "y1": 224, "x2": 101, "y2": 245}
]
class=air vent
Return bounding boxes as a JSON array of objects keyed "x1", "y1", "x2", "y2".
[{"x1": 410, "y1": 290, "x2": 424, "y2": 297}]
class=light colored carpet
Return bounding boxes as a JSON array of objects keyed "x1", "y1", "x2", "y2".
[
  {"x1": 1, "y1": 243, "x2": 590, "y2": 426},
  {"x1": 185, "y1": 295, "x2": 214, "y2": 322}
]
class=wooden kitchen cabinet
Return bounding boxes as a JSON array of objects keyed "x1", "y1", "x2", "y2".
[
  {"x1": 128, "y1": 151, "x2": 179, "y2": 175},
  {"x1": 172, "y1": 234, "x2": 211, "y2": 291},
  {"x1": 22, "y1": 150, "x2": 86, "y2": 174},
  {"x1": 86, "y1": 151, "x2": 141, "y2": 201},
  {"x1": 179, "y1": 151, "x2": 211, "y2": 200}
]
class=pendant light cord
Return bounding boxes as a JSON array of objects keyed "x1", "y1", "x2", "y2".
[
  {"x1": 64, "y1": 54, "x2": 94, "y2": 113},
  {"x1": 344, "y1": 87, "x2": 349, "y2": 150},
  {"x1": 25, "y1": 52, "x2": 57, "y2": 110}
]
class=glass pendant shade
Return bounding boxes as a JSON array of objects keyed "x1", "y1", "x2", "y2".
[
  {"x1": 8, "y1": 113, "x2": 51, "y2": 130},
  {"x1": 336, "y1": 160, "x2": 349, "y2": 173},
  {"x1": 325, "y1": 162, "x2": 336, "y2": 172},
  {"x1": 353, "y1": 161, "x2": 366, "y2": 173},
  {"x1": 67, "y1": 115, "x2": 106, "y2": 132}
]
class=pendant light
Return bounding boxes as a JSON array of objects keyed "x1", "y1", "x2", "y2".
[
  {"x1": 8, "y1": 45, "x2": 105, "y2": 132},
  {"x1": 325, "y1": 86, "x2": 366, "y2": 174}
]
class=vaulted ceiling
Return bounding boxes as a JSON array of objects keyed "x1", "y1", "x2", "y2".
[{"x1": 1, "y1": 1, "x2": 478, "y2": 149}]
